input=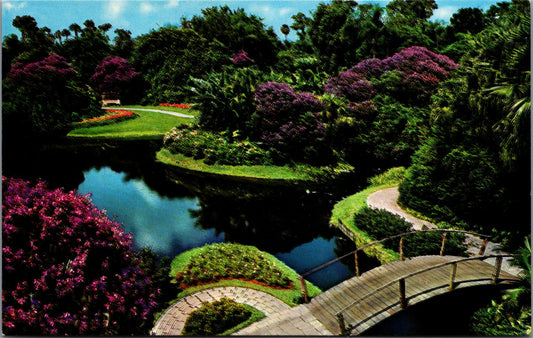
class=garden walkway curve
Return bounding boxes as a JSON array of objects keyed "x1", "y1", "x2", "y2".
[
  {"x1": 366, "y1": 186, "x2": 520, "y2": 275},
  {"x1": 150, "y1": 286, "x2": 294, "y2": 335}
]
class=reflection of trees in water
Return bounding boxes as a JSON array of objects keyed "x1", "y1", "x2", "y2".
[
  {"x1": 333, "y1": 236, "x2": 380, "y2": 275},
  {"x1": 4, "y1": 140, "x2": 194, "y2": 198},
  {"x1": 189, "y1": 190, "x2": 338, "y2": 254}
]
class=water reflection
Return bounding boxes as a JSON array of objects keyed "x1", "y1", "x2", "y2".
[{"x1": 4, "y1": 139, "x2": 370, "y2": 289}]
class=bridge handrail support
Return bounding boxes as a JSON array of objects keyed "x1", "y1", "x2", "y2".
[
  {"x1": 302, "y1": 224, "x2": 492, "y2": 278},
  {"x1": 335, "y1": 253, "x2": 515, "y2": 329}
]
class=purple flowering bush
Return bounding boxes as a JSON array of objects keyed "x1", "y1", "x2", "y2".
[
  {"x1": 326, "y1": 46, "x2": 458, "y2": 105},
  {"x1": 253, "y1": 82, "x2": 332, "y2": 164},
  {"x1": 2, "y1": 177, "x2": 157, "y2": 335}
]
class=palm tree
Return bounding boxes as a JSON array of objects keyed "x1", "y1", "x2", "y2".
[
  {"x1": 280, "y1": 24, "x2": 290, "y2": 40},
  {"x1": 69, "y1": 23, "x2": 81, "y2": 38},
  {"x1": 61, "y1": 29, "x2": 71, "y2": 41}
]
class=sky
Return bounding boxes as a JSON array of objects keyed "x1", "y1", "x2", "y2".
[{"x1": 2, "y1": 0, "x2": 506, "y2": 41}]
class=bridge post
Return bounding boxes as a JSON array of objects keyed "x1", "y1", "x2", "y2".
[
  {"x1": 354, "y1": 251, "x2": 360, "y2": 277},
  {"x1": 399, "y1": 237, "x2": 404, "y2": 261},
  {"x1": 448, "y1": 262, "x2": 457, "y2": 291},
  {"x1": 478, "y1": 238, "x2": 488, "y2": 256},
  {"x1": 440, "y1": 232, "x2": 447, "y2": 256},
  {"x1": 492, "y1": 256, "x2": 503, "y2": 283},
  {"x1": 298, "y1": 275, "x2": 309, "y2": 303},
  {"x1": 336, "y1": 313, "x2": 348, "y2": 336},
  {"x1": 398, "y1": 278, "x2": 407, "y2": 309}
]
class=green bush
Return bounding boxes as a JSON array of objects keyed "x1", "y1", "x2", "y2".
[
  {"x1": 182, "y1": 298, "x2": 252, "y2": 336},
  {"x1": 352, "y1": 207, "x2": 467, "y2": 257},
  {"x1": 162, "y1": 126, "x2": 272, "y2": 166}
]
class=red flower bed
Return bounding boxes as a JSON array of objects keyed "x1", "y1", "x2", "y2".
[
  {"x1": 158, "y1": 103, "x2": 191, "y2": 109},
  {"x1": 80, "y1": 109, "x2": 134, "y2": 123}
]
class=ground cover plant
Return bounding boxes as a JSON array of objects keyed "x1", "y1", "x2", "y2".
[
  {"x1": 170, "y1": 243, "x2": 320, "y2": 306},
  {"x1": 2, "y1": 177, "x2": 157, "y2": 335},
  {"x1": 182, "y1": 297, "x2": 264, "y2": 336}
]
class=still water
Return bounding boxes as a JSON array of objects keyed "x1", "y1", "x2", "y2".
[{"x1": 76, "y1": 165, "x2": 359, "y2": 290}]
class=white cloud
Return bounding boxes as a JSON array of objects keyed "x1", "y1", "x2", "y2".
[
  {"x1": 431, "y1": 6, "x2": 457, "y2": 22},
  {"x1": 139, "y1": 2, "x2": 154, "y2": 14},
  {"x1": 104, "y1": 0, "x2": 126, "y2": 19},
  {"x1": 279, "y1": 7, "x2": 293, "y2": 17},
  {"x1": 167, "y1": 0, "x2": 180, "y2": 8},
  {"x1": 3, "y1": 1, "x2": 26, "y2": 11}
]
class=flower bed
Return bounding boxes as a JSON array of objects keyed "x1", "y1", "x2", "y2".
[
  {"x1": 172, "y1": 243, "x2": 292, "y2": 290},
  {"x1": 76, "y1": 109, "x2": 137, "y2": 126},
  {"x1": 158, "y1": 103, "x2": 191, "y2": 109}
]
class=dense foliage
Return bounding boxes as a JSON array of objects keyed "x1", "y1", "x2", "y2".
[
  {"x1": 399, "y1": 1, "x2": 530, "y2": 248},
  {"x1": 352, "y1": 207, "x2": 467, "y2": 257},
  {"x1": 2, "y1": 177, "x2": 157, "y2": 335},
  {"x1": 3, "y1": 54, "x2": 100, "y2": 137},
  {"x1": 182, "y1": 298, "x2": 252, "y2": 336},
  {"x1": 172, "y1": 243, "x2": 292, "y2": 289}
]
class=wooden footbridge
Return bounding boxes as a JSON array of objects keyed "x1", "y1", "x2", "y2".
[{"x1": 238, "y1": 229, "x2": 520, "y2": 336}]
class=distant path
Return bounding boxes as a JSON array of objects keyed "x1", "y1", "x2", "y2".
[
  {"x1": 366, "y1": 187, "x2": 521, "y2": 275},
  {"x1": 151, "y1": 286, "x2": 291, "y2": 336},
  {"x1": 103, "y1": 107, "x2": 195, "y2": 118}
]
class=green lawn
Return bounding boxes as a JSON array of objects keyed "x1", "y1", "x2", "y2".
[
  {"x1": 157, "y1": 149, "x2": 317, "y2": 181},
  {"x1": 67, "y1": 106, "x2": 196, "y2": 139}
]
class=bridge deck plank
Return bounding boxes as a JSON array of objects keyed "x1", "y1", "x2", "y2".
[{"x1": 308, "y1": 256, "x2": 519, "y2": 336}]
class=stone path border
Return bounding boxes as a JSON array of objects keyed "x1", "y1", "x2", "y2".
[
  {"x1": 367, "y1": 186, "x2": 521, "y2": 276},
  {"x1": 151, "y1": 286, "x2": 291, "y2": 335}
]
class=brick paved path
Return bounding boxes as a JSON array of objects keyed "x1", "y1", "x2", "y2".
[{"x1": 151, "y1": 286, "x2": 292, "y2": 335}]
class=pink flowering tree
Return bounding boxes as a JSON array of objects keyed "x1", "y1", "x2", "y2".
[
  {"x1": 2, "y1": 177, "x2": 157, "y2": 335},
  {"x1": 89, "y1": 55, "x2": 139, "y2": 102}
]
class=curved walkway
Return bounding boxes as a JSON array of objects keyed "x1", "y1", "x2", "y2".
[
  {"x1": 367, "y1": 186, "x2": 521, "y2": 275},
  {"x1": 151, "y1": 287, "x2": 291, "y2": 335},
  {"x1": 103, "y1": 107, "x2": 195, "y2": 118}
]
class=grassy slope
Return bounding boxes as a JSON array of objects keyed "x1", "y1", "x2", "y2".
[
  {"x1": 169, "y1": 244, "x2": 321, "y2": 307},
  {"x1": 330, "y1": 167, "x2": 406, "y2": 264},
  {"x1": 67, "y1": 106, "x2": 196, "y2": 139},
  {"x1": 157, "y1": 148, "x2": 323, "y2": 181}
]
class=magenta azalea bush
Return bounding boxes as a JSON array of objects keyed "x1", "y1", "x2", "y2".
[
  {"x1": 2, "y1": 177, "x2": 157, "y2": 335},
  {"x1": 89, "y1": 56, "x2": 139, "y2": 95}
]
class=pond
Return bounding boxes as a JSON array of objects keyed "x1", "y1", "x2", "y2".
[{"x1": 4, "y1": 139, "x2": 376, "y2": 290}]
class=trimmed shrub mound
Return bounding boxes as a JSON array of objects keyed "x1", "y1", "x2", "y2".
[
  {"x1": 172, "y1": 243, "x2": 292, "y2": 289},
  {"x1": 182, "y1": 298, "x2": 259, "y2": 336}
]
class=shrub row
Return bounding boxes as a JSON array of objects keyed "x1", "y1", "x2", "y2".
[{"x1": 162, "y1": 126, "x2": 273, "y2": 166}]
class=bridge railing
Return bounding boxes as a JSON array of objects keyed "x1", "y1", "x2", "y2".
[
  {"x1": 334, "y1": 254, "x2": 515, "y2": 335},
  {"x1": 296, "y1": 226, "x2": 491, "y2": 303}
]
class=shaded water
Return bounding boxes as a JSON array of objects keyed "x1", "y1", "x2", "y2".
[{"x1": 4, "y1": 140, "x2": 376, "y2": 290}]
